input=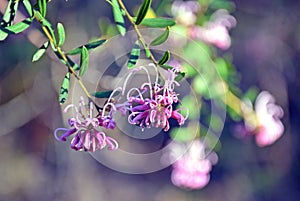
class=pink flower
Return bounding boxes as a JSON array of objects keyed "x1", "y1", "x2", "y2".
[
  {"x1": 168, "y1": 140, "x2": 217, "y2": 189},
  {"x1": 171, "y1": 0, "x2": 200, "y2": 26},
  {"x1": 188, "y1": 9, "x2": 236, "y2": 50},
  {"x1": 254, "y1": 91, "x2": 284, "y2": 147},
  {"x1": 125, "y1": 64, "x2": 188, "y2": 131},
  {"x1": 54, "y1": 97, "x2": 118, "y2": 152}
]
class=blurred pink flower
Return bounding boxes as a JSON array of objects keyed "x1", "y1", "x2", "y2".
[
  {"x1": 254, "y1": 91, "x2": 284, "y2": 147},
  {"x1": 169, "y1": 140, "x2": 217, "y2": 189},
  {"x1": 171, "y1": 0, "x2": 200, "y2": 26},
  {"x1": 189, "y1": 9, "x2": 236, "y2": 50},
  {"x1": 54, "y1": 97, "x2": 118, "y2": 152}
]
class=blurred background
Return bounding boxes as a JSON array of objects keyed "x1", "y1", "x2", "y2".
[{"x1": 0, "y1": 0, "x2": 300, "y2": 200}]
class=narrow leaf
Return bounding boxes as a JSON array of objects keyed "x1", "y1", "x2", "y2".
[
  {"x1": 22, "y1": 0, "x2": 33, "y2": 17},
  {"x1": 38, "y1": 0, "x2": 47, "y2": 17},
  {"x1": 0, "y1": 0, "x2": 20, "y2": 40},
  {"x1": 1, "y1": 0, "x2": 19, "y2": 26},
  {"x1": 67, "y1": 57, "x2": 80, "y2": 71},
  {"x1": 32, "y1": 41, "x2": 49, "y2": 62},
  {"x1": 59, "y1": 72, "x2": 70, "y2": 104},
  {"x1": 67, "y1": 39, "x2": 107, "y2": 55},
  {"x1": 57, "y1": 22, "x2": 65, "y2": 47},
  {"x1": 79, "y1": 46, "x2": 89, "y2": 77},
  {"x1": 91, "y1": 90, "x2": 116, "y2": 98},
  {"x1": 127, "y1": 41, "x2": 141, "y2": 68},
  {"x1": 111, "y1": 0, "x2": 126, "y2": 36},
  {"x1": 140, "y1": 18, "x2": 175, "y2": 28},
  {"x1": 150, "y1": 26, "x2": 169, "y2": 46},
  {"x1": 1, "y1": 18, "x2": 33, "y2": 34},
  {"x1": 135, "y1": 0, "x2": 152, "y2": 25},
  {"x1": 158, "y1": 50, "x2": 170, "y2": 65}
]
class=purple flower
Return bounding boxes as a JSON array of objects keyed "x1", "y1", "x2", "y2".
[
  {"x1": 125, "y1": 64, "x2": 188, "y2": 131},
  {"x1": 54, "y1": 97, "x2": 118, "y2": 152}
]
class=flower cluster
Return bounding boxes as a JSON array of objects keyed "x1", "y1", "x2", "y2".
[
  {"x1": 168, "y1": 140, "x2": 218, "y2": 189},
  {"x1": 125, "y1": 64, "x2": 187, "y2": 131},
  {"x1": 54, "y1": 97, "x2": 118, "y2": 152}
]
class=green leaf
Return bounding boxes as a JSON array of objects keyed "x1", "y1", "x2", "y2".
[
  {"x1": 57, "y1": 22, "x2": 65, "y2": 47},
  {"x1": 140, "y1": 18, "x2": 175, "y2": 28},
  {"x1": 32, "y1": 41, "x2": 49, "y2": 62},
  {"x1": 1, "y1": 0, "x2": 19, "y2": 26},
  {"x1": 158, "y1": 50, "x2": 170, "y2": 65},
  {"x1": 111, "y1": 0, "x2": 126, "y2": 36},
  {"x1": 127, "y1": 40, "x2": 141, "y2": 68},
  {"x1": 135, "y1": 0, "x2": 152, "y2": 25},
  {"x1": 67, "y1": 57, "x2": 80, "y2": 71},
  {"x1": 0, "y1": 0, "x2": 20, "y2": 40},
  {"x1": 91, "y1": 90, "x2": 116, "y2": 98},
  {"x1": 79, "y1": 46, "x2": 89, "y2": 77},
  {"x1": 150, "y1": 26, "x2": 169, "y2": 46},
  {"x1": 243, "y1": 87, "x2": 259, "y2": 103},
  {"x1": 1, "y1": 18, "x2": 33, "y2": 34},
  {"x1": 59, "y1": 72, "x2": 70, "y2": 104},
  {"x1": 38, "y1": 0, "x2": 47, "y2": 17},
  {"x1": 22, "y1": 0, "x2": 33, "y2": 17},
  {"x1": 175, "y1": 71, "x2": 186, "y2": 82},
  {"x1": 67, "y1": 39, "x2": 107, "y2": 55}
]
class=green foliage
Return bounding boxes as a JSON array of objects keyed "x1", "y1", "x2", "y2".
[
  {"x1": 135, "y1": 0, "x2": 152, "y2": 25},
  {"x1": 59, "y1": 72, "x2": 70, "y2": 104},
  {"x1": 243, "y1": 87, "x2": 259, "y2": 103},
  {"x1": 127, "y1": 40, "x2": 141, "y2": 68},
  {"x1": 38, "y1": 0, "x2": 47, "y2": 17},
  {"x1": 181, "y1": 95, "x2": 200, "y2": 120},
  {"x1": 57, "y1": 23, "x2": 66, "y2": 47},
  {"x1": 32, "y1": 41, "x2": 50, "y2": 62},
  {"x1": 22, "y1": 0, "x2": 33, "y2": 17},
  {"x1": 0, "y1": 18, "x2": 33, "y2": 35},
  {"x1": 140, "y1": 18, "x2": 175, "y2": 28},
  {"x1": 158, "y1": 50, "x2": 170, "y2": 65},
  {"x1": 111, "y1": 0, "x2": 126, "y2": 36},
  {"x1": 91, "y1": 90, "x2": 116, "y2": 98},
  {"x1": 0, "y1": 0, "x2": 20, "y2": 40},
  {"x1": 150, "y1": 26, "x2": 169, "y2": 46},
  {"x1": 79, "y1": 46, "x2": 89, "y2": 77},
  {"x1": 67, "y1": 39, "x2": 107, "y2": 55}
]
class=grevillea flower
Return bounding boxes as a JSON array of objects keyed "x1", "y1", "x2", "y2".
[
  {"x1": 168, "y1": 140, "x2": 218, "y2": 189},
  {"x1": 54, "y1": 97, "x2": 118, "y2": 152},
  {"x1": 254, "y1": 91, "x2": 284, "y2": 147},
  {"x1": 125, "y1": 64, "x2": 188, "y2": 131}
]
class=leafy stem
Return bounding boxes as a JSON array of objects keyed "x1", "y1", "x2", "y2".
[
  {"x1": 117, "y1": 0, "x2": 158, "y2": 65},
  {"x1": 33, "y1": 12, "x2": 91, "y2": 100}
]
